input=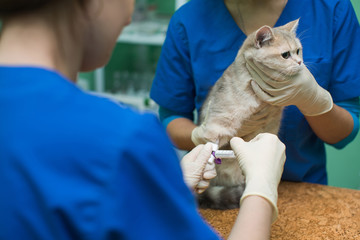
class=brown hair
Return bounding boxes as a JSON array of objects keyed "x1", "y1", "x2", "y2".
[
  {"x1": 0, "y1": 0, "x2": 51, "y2": 14},
  {"x1": 0, "y1": 0, "x2": 86, "y2": 15}
]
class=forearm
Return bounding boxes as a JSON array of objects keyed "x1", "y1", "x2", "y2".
[
  {"x1": 167, "y1": 118, "x2": 196, "y2": 150},
  {"x1": 305, "y1": 104, "x2": 353, "y2": 144},
  {"x1": 228, "y1": 196, "x2": 272, "y2": 240}
]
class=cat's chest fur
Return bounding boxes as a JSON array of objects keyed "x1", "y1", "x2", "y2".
[{"x1": 199, "y1": 56, "x2": 283, "y2": 147}]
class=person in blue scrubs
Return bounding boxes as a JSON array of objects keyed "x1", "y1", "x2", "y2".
[
  {"x1": 150, "y1": 0, "x2": 360, "y2": 185},
  {"x1": 0, "y1": 0, "x2": 287, "y2": 239}
]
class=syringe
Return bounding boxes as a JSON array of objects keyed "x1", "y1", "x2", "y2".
[{"x1": 213, "y1": 150, "x2": 236, "y2": 159}]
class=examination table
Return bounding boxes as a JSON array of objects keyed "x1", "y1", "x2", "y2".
[{"x1": 200, "y1": 181, "x2": 360, "y2": 239}]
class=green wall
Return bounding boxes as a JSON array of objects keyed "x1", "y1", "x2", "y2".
[
  {"x1": 326, "y1": 133, "x2": 360, "y2": 190},
  {"x1": 351, "y1": 0, "x2": 360, "y2": 20},
  {"x1": 326, "y1": 0, "x2": 360, "y2": 190}
]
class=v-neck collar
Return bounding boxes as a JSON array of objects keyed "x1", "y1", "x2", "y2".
[{"x1": 218, "y1": 0, "x2": 293, "y2": 37}]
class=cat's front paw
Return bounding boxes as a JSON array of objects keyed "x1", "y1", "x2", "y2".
[
  {"x1": 191, "y1": 124, "x2": 217, "y2": 145},
  {"x1": 192, "y1": 124, "x2": 234, "y2": 148}
]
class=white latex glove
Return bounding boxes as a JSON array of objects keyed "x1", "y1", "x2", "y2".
[
  {"x1": 191, "y1": 124, "x2": 208, "y2": 146},
  {"x1": 180, "y1": 143, "x2": 217, "y2": 192},
  {"x1": 230, "y1": 133, "x2": 286, "y2": 223},
  {"x1": 192, "y1": 124, "x2": 230, "y2": 148},
  {"x1": 246, "y1": 59, "x2": 333, "y2": 116},
  {"x1": 195, "y1": 161, "x2": 217, "y2": 194}
]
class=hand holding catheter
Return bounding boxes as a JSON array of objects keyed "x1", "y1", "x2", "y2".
[{"x1": 207, "y1": 141, "x2": 236, "y2": 164}]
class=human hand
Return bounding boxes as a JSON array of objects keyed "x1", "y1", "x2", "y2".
[
  {"x1": 192, "y1": 124, "x2": 230, "y2": 148},
  {"x1": 230, "y1": 133, "x2": 286, "y2": 222},
  {"x1": 191, "y1": 124, "x2": 223, "y2": 147},
  {"x1": 180, "y1": 143, "x2": 217, "y2": 192},
  {"x1": 246, "y1": 58, "x2": 333, "y2": 116},
  {"x1": 191, "y1": 124, "x2": 208, "y2": 146}
]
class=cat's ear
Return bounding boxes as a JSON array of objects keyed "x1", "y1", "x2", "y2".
[
  {"x1": 281, "y1": 19, "x2": 299, "y2": 33},
  {"x1": 255, "y1": 26, "x2": 274, "y2": 48}
]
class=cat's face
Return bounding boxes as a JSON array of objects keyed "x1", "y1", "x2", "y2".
[{"x1": 244, "y1": 19, "x2": 303, "y2": 79}]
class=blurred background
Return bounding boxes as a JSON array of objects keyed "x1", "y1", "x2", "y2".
[{"x1": 77, "y1": 0, "x2": 360, "y2": 190}]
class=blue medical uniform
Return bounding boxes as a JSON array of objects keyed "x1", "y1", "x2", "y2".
[
  {"x1": 0, "y1": 67, "x2": 219, "y2": 240},
  {"x1": 150, "y1": 0, "x2": 360, "y2": 184}
]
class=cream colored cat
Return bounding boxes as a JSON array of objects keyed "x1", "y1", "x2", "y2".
[{"x1": 196, "y1": 19, "x2": 302, "y2": 209}]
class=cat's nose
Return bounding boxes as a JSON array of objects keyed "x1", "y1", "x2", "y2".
[{"x1": 297, "y1": 60, "x2": 302, "y2": 65}]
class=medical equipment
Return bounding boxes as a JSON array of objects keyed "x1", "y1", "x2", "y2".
[{"x1": 214, "y1": 150, "x2": 236, "y2": 159}]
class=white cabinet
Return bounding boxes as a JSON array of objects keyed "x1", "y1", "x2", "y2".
[{"x1": 80, "y1": 0, "x2": 187, "y2": 111}]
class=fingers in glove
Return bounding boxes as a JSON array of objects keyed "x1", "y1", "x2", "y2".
[
  {"x1": 251, "y1": 80, "x2": 273, "y2": 102},
  {"x1": 192, "y1": 125, "x2": 219, "y2": 146},
  {"x1": 198, "y1": 142, "x2": 214, "y2": 162},
  {"x1": 250, "y1": 59, "x2": 289, "y2": 85},
  {"x1": 184, "y1": 144, "x2": 205, "y2": 162},
  {"x1": 202, "y1": 162, "x2": 217, "y2": 180},
  {"x1": 247, "y1": 62, "x2": 276, "y2": 92},
  {"x1": 250, "y1": 133, "x2": 281, "y2": 146},
  {"x1": 230, "y1": 137, "x2": 246, "y2": 157},
  {"x1": 196, "y1": 188, "x2": 206, "y2": 194},
  {"x1": 196, "y1": 180, "x2": 210, "y2": 194},
  {"x1": 247, "y1": 63, "x2": 289, "y2": 94},
  {"x1": 197, "y1": 180, "x2": 210, "y2": 189},
  {"x1": 191, "y1": 126, "x2": 207, "y2": 146},
  {"x1": 251, "y1": 80, "x2": 294, "y2": 106},
  {"x1": 185, "y1": 142, "x2": 213, "y2": 163},
  {"x1": 246, "y1": 60, "x2": 273, "y2": 85},
  {"x1": 187, "y1": 142, "x2": 214, "y2": 178}
]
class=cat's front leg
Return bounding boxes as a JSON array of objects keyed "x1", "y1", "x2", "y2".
[
  {"x1": 192, "y1": 123, "x2": 216, "y2": 146},
  {"x1": 192, "y1": 122, "x2": 235, "y2": 148}
]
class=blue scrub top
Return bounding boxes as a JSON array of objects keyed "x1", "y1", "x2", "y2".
[
  {"x1": 0, "y1": 67, "x2": 219, "y2": 240},
  {"x1": 150, "y1": 0, "x2": 360, "y2": 184}
]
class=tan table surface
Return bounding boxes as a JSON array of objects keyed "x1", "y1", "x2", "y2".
[{"x1": 199, "y1": 181, "x2": 360, "y2": 239}]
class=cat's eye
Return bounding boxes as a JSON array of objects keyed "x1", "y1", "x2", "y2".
[
  {"x1": 296, "y1": 49, "x2": 300, "y2": 55},
  {"x1": 281, "y1": 51, "x2": 291, "y2": 59}
]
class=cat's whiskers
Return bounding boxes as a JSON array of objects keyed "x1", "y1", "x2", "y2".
[{"x1": 297, "y1": 28, "x2": 310, "y2": 42}]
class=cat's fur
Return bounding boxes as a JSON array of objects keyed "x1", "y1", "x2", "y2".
[{"x1": 197, "y1": 19, "x2": 303, "y2": 209}]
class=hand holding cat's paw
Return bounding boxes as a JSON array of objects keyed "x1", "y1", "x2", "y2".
[
  {"x1": 191, "y1": 125, "x2": 207, "y2": 146},
  {"x1": 230, "y1": 133, "x2": 286, "y2": 222},
  {"x1": 191, "y1": 124, "x2": 219, "y2": 146},
  {"x1": 246, "y1": 57, "x2": 333, "y2": 116},
  {"x1": 180, "y1": 143, "x2": 214, "y2": 190}
]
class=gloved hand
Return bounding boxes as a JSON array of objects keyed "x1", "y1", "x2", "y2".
[
  {"x1": 230, "y1": 133, "x2": 286, "y2": 222},
  {"x1": 191, "y1": 124, "x2": 208, "y2": 146},
  {"x1": 180, "y1": 143, "x2": 217, "y2": 192},
  {"x1": 195, "y1": 161, "x2": 217, "y2": 194},
  {"x1": 192, "y1": 124, "x2": 231, "y2": 148},
  {"x1": 246, "y1": 58, "x2": 333, "y2": 116}
]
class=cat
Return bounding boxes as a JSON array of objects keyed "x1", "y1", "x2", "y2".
[{"x1": 196, "y1": 19, "x2": 303, "y2": 209}]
